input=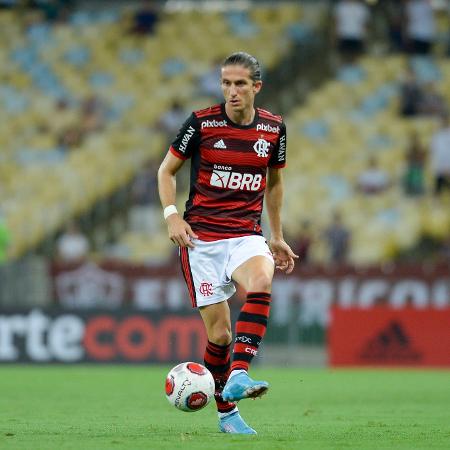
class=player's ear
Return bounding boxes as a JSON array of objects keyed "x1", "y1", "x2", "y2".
[{"x1": 253, "y1": 80, "x2": 262, "y2": 94}]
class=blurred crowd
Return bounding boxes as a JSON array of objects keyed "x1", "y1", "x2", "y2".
[
  {"x1": 332, "y1": 0, "x2": 449, "y2": 60},
  {"x1": 300, "y1": 0, "x2": 450, "y2": 266},
  {"x1": 1, "y1": 0, "x2": 450, "y2": 268}
]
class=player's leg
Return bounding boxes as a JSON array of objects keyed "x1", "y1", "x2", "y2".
[
  {"x1": 199, "y1": 302, "x2": 235, "y2": 414},
  {"x1": 222, "y1": 253, "x2": 274, "y2": 402},
  {"x1": 180, "y1": 240, "x2": 256, "y2": 434},
  {"x1": 230, "y1": 254, "x2": 274, "y2": 373},
  {"x1": 199, "y1": 301, "x2": 256, "y2": 434}
]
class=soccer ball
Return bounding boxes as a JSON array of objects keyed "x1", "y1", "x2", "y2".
[{"x1": 165, "y1": 362, "x2": 215, "y2": 412}]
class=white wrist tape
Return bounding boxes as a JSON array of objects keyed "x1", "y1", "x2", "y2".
[{"x1": 163, "y1": 205, "x2": 178, "y2": 220}]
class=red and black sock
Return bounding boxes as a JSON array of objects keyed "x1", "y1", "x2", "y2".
[
  {"x1": 204, "y1": 341, "x2": 236, "y2": 414},
  {"x1": 231, "y1": 292, "x2": 271, "y2": 371}
]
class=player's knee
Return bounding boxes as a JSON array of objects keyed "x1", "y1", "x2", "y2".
[
  {"x1": 209, "y1": 324, "x2": 232, "y2": 346},
  {"x1": 248, "y1": 272, "x2": 272, "y2": 293}
]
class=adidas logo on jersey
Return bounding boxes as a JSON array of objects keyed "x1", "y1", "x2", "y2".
[{"x1": 213, "y1": 139, "x2": 227, "y2": 149}]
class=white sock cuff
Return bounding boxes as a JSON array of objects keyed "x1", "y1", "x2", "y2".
[
  {"x1": 218, "y1": 406, "x2": 238, "y2": 419},
  {"x1": 229, "y1": 369, "x2": 246, "y2": 379}
]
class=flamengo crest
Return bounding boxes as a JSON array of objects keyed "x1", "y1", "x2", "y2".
[
  {"x1": 199, "y1": 282, "x2": 213, "y2": 297},
  {"x1": 253, "y1": 138, "x2": 269, "y2": 157}
]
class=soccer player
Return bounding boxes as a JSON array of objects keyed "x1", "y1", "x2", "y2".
[{"x1": 158, "y1": 52, "x2": 298, "y2": 434}]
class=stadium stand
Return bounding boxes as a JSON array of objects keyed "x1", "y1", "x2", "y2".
[
  {"x1": 1, "y1": 1, "x2": 449, "y2": 267},
  {"x1": 284, "y1": 54, "x2": 450, "y2": 265},
  {"x1": 0, "y1": 2, "x2": 305, "y2": 262}
]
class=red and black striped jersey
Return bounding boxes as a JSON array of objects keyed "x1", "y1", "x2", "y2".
[{"x1": 169, "y1": 103, "x2": 287, "y2": 241}]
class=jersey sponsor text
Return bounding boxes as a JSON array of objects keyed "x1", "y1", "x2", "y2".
[
  {"x1": 210, "y1": 170, "x2": 262, "y2": 191},
  {"x1": 179, "y1": 126, "x2": 195, "y2": 153},
  {"x1": 278, "y1": 135, "x2": 286, "y2": 160},
  {"x1": 256, "y1": 123, "x2": 280, "y2": 133},
  {"x1": 201, "y1": 119, "x2": 227, "y2": 129}
]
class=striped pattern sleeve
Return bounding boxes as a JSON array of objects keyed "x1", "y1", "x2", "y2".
[{"x1": 169, "y1": 113, "x2": 201, "y2": 160}]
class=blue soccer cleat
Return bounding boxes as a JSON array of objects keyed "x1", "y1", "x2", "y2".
[
  {"x1": 219, "y1": 411, "x2": 257, "y2": 435},
  {"x1": 221, "y1": 372, "x2": 269, "y2": 402}
]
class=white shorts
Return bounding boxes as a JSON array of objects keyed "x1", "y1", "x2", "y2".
[{"x1": 179, "y1": 235, "x2": 274, "y2": 308}]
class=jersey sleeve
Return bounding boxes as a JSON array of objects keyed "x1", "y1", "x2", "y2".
[
  {"x1": 169, "y1": 113, "x2": 201, "y2": 160},
  {"x1": 269, "y1": 121, "x2": 287, "y2": 168}
]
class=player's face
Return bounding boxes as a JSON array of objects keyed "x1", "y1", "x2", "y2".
[{"x1": 221, "y1": 65, "x2": 262, "y2": 113}]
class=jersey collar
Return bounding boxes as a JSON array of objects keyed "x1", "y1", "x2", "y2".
[{"x1": 221, "y1": 103, "x2": 259, "y2": 129}]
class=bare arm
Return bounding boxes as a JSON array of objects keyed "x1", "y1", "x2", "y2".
[
  {"x1": 157, "y1": 152, "x2": 198, "y2": 248},
  {"x1": 265, "y1": 167, "x2": 298, "y2": 274}
]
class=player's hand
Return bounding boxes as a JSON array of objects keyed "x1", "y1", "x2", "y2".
[
  {"x1": 269, "y1": 238, "x2": 299, "y2": 275},
  {"x1": 166, "y1": 214, "x2": 198, "y2": 248}
]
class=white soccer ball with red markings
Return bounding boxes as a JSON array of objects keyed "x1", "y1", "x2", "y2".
[{"x1": 165, "y1": 362, "x2": 215, "y2": 412}]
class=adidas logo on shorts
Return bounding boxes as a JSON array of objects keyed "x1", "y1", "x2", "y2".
[{"x1": 213, "y1": 139, "x2": 227, "y2": 149}]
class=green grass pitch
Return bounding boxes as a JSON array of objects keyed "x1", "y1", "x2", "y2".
[{"x1": 0, "y1": 366, "x2": 449, "y2": 449}]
